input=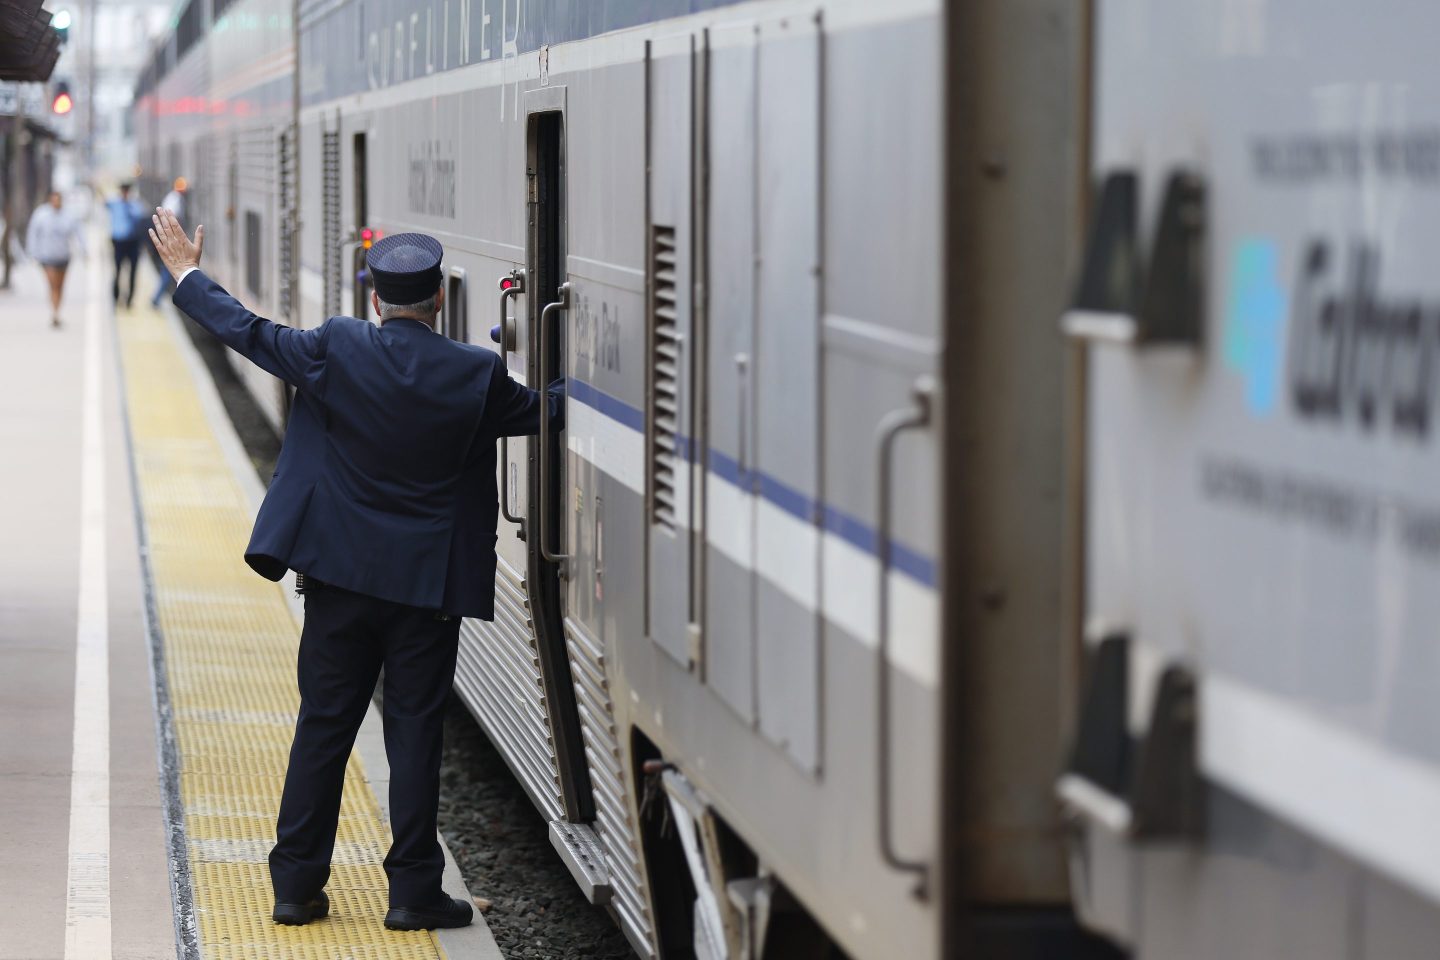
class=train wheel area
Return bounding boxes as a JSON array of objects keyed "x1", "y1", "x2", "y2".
[{"x1": 0, "y1": 237, "x2": 502, "y2": 959}]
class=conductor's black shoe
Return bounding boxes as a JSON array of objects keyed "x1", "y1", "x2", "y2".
[
  {"x1": 384, "y1": 895, "x2": 474, "y2": 931},
  {"x1": 273, "y1": 890, "x2": 330, "y2": 925}
]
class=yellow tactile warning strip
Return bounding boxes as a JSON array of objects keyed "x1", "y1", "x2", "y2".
[{"x1": 117, "y1": 299, "x2": 448, "y2": 959}]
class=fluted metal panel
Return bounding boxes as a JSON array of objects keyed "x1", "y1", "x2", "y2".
[
  {"x1": 564, "y1": 620, "x2": 655, "y2": 954},
  {"x1": 453, "y1": 562, "x2": 565, "y2": 822}
]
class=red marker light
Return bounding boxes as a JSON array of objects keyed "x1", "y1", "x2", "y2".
[
  {"x1": 500, "y1": 278, "x2": 512, "y2": 290},
  {"x1": 361, "y1": 227, "x2": 373, "y2": 249}
]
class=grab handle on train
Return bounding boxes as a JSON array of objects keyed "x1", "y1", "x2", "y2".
[
  {"x1": 1060, "y1": 168, "x2": 1206, "y2": 348},
  {"x1": 875, "y1": 375, "x2": 935, "y2": 900},
  {"x1": 498, "y1": 269, "x2": 526, "y2": 529},
  {"x1": 539, "y1": 282, "x2": 572, "y2": 572}
]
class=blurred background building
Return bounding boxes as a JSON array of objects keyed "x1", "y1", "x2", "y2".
[{"x1": 0, "y1": 0, "x2": 168, "y2": 284}]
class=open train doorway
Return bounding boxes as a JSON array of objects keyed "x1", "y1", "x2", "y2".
[
  {"x1": 352, "y1": 131, "x2": 371, "y2": 315},
  {"x1": 525, "y1": 107, "x2": 591, "y2": 822}
]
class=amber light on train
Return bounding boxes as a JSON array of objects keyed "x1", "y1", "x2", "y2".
[{"x1": 361, "y1": 227, "x2": 374, "y2": 250}]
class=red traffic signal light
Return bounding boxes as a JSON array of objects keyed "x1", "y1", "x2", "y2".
[{"x1": 51, "y1": 81, "x2": 72, "y2": 115}]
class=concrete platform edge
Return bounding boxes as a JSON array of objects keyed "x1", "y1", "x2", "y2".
[
  {"x1": 113, "y1": 304, "x2": 203, "y2": 960},
  {"x1": 161, "y1": 302, "x2": 504, "y2": 960}
]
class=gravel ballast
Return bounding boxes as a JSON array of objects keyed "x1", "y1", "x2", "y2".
[{"x1": 439, "y1": 698, "x2": 638, "y2": 959}]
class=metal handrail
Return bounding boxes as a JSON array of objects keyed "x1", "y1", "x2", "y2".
[
  {"x1": 498, "y1": 269, "x2": 525, "y2": 527},
  {"x1": 875, "y1": 376, "x2": 935, "y2": 900},
  {"x1": 538, "y1": 282, "x2": 572, "y2": 569}
]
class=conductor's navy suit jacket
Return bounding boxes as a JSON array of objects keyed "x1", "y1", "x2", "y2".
[{"x1": 174, "y1": 269, "x2": 561, "y2": 620}]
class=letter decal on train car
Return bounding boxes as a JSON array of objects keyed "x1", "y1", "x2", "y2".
[
  {"x1": 408, "y1": 140, "x2": 457, "y2": 218},
  {"x1": 1284, "y1": 239, "x2": 1440, "y2": 440},
  {"x1": 573, "y1": 292, "x2": 622, "y2": 375}
]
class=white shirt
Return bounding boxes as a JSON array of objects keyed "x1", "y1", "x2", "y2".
[{"x1": 25, "y1": 205, "x2": 84, "y2": 265}]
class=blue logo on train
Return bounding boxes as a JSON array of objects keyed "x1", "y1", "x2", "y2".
[{"x1": 1223, "y1": 238, "x2": 1288, "y2": 416}]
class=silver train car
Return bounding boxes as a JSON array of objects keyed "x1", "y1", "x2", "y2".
[
  {"x1": 137, "y1": 0, "x2": 1440, "y2": 957},
  {"x1": 134, "y1": 0, "x2": 296, "y2": 430},
  {"x1": 1059, "y1": 3, "x2": 1440, "y2": 959},
  {"x1": 137, "y1": 1, "x2": 1000, "y2": 956}
]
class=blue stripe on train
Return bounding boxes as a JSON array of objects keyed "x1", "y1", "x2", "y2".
[{"x1": 565, "y1": 378, "x2": 939, "y2": 589}]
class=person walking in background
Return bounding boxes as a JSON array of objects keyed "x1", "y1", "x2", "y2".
[
  {"x1": 25, "y1": 191, "x2": 85, "y2": 328},
  {"x1": 151, "y1": 177, "x2": 187, "y2": 307},
  {"x1": 106, "y1": 182, "x2": 146, "y2": 309}
]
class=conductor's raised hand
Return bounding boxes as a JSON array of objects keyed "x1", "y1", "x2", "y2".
[{"x1": 148, "y1": 207, "x2": 204, "y2": 281}]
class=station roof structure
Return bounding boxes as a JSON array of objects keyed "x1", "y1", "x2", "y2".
[{"x1": 0, "y1": 0, "x2": 60, "y2": 82}]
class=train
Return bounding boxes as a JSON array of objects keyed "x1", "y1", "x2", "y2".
[{"x1": 132, "y1": 0, "x2": 1440, "y2": 958}]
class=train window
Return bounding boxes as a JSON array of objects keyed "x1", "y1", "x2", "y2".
[
  {"x1": 445, "y1": 268, "x2": 467, "y2": 342},
  {"x1": 244, "y1": 210, "x2": 262, "y2": 299}
]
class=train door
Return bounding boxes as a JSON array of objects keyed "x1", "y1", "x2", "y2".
[
  {"x1": 754, "y1": 13, "x2": 822, "y2": 772},
  {"x1": 351, "y1": 131, "x2": 371, "y2": 314},
  {"x1": 704, "y1": 22, "x2": 756, "y2": 722},
  {"x1": 524, "y1": 103, "x2": 591, "y2": 821},
  {"x1": 702, "y1": 14, "x2": 823, "y2": 772}
]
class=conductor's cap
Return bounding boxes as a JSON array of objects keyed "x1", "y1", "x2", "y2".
[{"x1": 368, "y1": 233, "x2": 444, "y2": 305}]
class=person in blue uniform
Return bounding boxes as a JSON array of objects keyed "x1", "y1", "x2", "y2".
[
  {"x1": 148, "y1": 207, "x2": 563, "y2": 931},
  {"x1": 105, "y1": 182, "x2": 146, "y2": 308}
]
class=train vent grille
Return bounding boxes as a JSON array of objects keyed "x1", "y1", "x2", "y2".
[
  {"x1": 321, "y1": 129, "x2": 341, "y2": 318},
  {"x1": 277, "y1": 129, "x2": 295, "y2": 320},
  {"x1": 650, "y1": 224, "x2": 679, "y2": 533}
]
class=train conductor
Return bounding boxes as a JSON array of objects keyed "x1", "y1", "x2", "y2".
[{"x1": 149, "y1": 208, "x2": 563, "y2": 931}]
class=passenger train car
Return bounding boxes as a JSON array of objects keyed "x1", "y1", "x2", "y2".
[
  {"x1": 1058, "y1": 3, "x2": 1440, "y2": 958},
  {"x1": 136, "y1": 0, "x2": 1440, "y2": 957},
  {"x1": 138, "y1": 2, "x2": 1029, "y2": 956}
]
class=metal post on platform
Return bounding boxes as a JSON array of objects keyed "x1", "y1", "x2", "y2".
[
  {"x1": 84, "y1": 0, "x2": 96, "y2": 174},
  {"x1": 2, "y1": 115, "x2": 13, "y2": 289}
]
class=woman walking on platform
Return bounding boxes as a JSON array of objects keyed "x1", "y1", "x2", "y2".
[{"x1": 25, "y1": 191, "x2": 85, "y2": 328}]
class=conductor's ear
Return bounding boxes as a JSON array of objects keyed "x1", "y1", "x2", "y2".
[
  {"x1": 434, "y1": 285, "x2": 445, "y2": 316},
  {"x1": 371, "y1": 290, "x2": 381, "y2": 318}
]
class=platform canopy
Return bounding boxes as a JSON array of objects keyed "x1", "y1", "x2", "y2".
[{"x1": 0, "y1": 0, "x2": 59, "y2": 83}]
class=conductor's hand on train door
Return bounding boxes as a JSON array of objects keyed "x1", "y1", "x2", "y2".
[{"x1": 148, "y1": 207, "x2": 204, "y2": 282}]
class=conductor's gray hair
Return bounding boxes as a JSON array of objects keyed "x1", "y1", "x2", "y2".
[{"x1": 376, "y1": 293, "x2": 439, "y2": 321}]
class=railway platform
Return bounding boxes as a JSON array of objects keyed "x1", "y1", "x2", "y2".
[{"x1": 0, "y1": 239, "x2": 502, "y2": 960}]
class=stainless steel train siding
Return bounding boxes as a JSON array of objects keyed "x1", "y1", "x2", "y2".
[
  {"x1": 134, "y1": 0, "x2": 1096, "y2": 958},
  {"x1": 134, "y1": 0, "x2": 296, "y2": 432},
  {"x1": 135, "y1": 0, "x2": 1440, "y2": 956},
  {"x1": 282, "y1": 2, "x2": 950, "y2": 958},
  {"x1": 1060, "y1": 2, "x2": 1440, "y2": 958}
]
